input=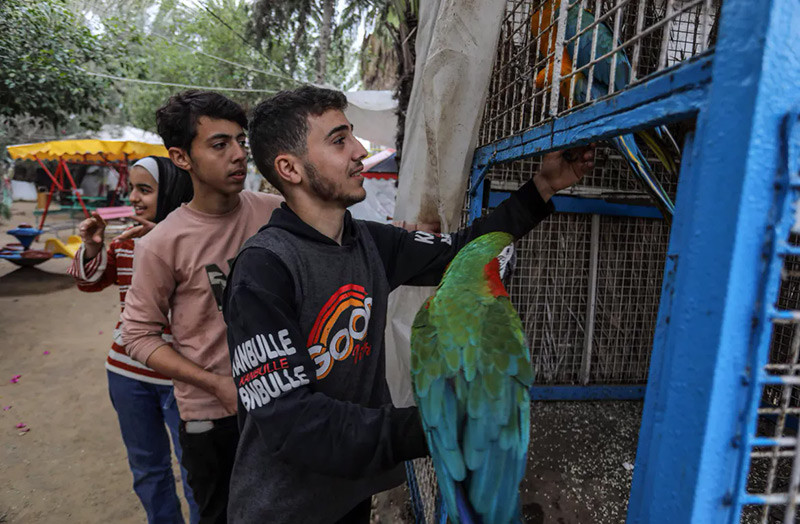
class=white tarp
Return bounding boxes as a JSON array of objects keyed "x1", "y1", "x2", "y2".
[
  {"x1": 344, "y1": 91, "x2": 398, "y2": 149},
  {"x1": 348, "y1": 178, "x2": 398, "y2": 224},
  {"x1": 385, "y1": 0, "x2": 508, "y2": 407},
  {"x1": 65, "y1": 124, "x2": 164, "y2": 144},
  {"x1": 10, "y1": 180, "x2": 37, "y2": 201}
]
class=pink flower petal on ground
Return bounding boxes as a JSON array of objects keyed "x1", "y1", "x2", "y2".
[
  {"x1": 98, "y1": 331, "x2": 104, "y2": 335},
  {"x1": 15, "y1": 423, "x2": 26, "y2": 429},
  {"x1": 10, "y1": 375, "x2": 21, "y2": 384},
  {"x1": 43, "y1": 351, "x2": 50, "y2": 355},
  {"x1": 3, "y1": 406, "x2": 11, "y2": 411}
]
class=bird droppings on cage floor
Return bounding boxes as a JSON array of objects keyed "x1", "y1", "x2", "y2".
[
  {"x1": 521, "y1": 400, "x2": 643, "y2": 524},
  {"x1": 373, "y1": 400, "x2": 643, "y2": 524}
]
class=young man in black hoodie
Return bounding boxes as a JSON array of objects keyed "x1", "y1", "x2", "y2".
[{"x1": 222, "y1": 86, "x2": 594, "y2": 524}]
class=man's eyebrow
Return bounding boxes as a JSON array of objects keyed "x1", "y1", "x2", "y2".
[
  {"x1": 325, "y1": 124, "x2": 353, "y2": 139},
  {"x1": 206, "y1": 133, "x2": 233, "y2": 141}
]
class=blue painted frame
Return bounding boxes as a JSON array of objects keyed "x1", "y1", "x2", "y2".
[
  {"x1": 487, "y1": 192, "x2": 665, "y2": 219},
  {"x1": 627, "y1": 2, "x2": 800, "y2": 522},
  {"x1": 530, "y1": 385, "x2": 646, "y2": 401},
  {"x1": 464, "y1": 0, "x2": 800, "y2": 522}
]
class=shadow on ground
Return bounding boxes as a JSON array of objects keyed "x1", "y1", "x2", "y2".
[{"x1": 0, "y1": 266, "x2": 75, "y2": 297}]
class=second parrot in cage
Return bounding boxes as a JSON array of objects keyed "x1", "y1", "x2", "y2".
[
  {"x1": 530, "y1": 1, "x2": 678, "y2": 222},
  {"x1": 410, "y1": 232, "x2": 532, "y2": 524}
]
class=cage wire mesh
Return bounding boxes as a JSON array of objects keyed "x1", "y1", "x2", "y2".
[
  {"x1": 740, "y1": 232, "x2": 800, "y2": 524},
  {"x1": 405, "y1": 0, "x2": 724, "y2": 520},
  {"x1": 472, "y1": 146, "x2": 677, "y2": 386},
  {"x1": 479, "y1": 0, "x2": 721, "y2": 146}
]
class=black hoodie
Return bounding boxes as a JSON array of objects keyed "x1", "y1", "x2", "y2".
[{"x1": 222, "y1": 179, "x2": 554, "y2": 524}]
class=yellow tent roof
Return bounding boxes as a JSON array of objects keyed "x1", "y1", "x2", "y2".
[{"x1": 6, "y1": 139, "x2": 168, "y2": 163}]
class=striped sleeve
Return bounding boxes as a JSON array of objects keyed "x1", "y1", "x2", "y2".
[{"x1": 68, "y1": 242, "x2": 119, "y2": 292}]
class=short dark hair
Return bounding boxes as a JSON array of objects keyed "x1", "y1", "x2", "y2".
[
  {"x1": 155, "y1": 90, "x2": 248, "y2": 152},
  {"x1": 249, "y1": 85, "x2": 348, "y2": 191}
]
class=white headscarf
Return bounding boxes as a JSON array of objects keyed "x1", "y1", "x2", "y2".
[{"x1": 132, "y1": 157, "x2": 160, "y2": 184}]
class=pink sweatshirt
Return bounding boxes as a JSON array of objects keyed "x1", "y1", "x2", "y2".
[{"x1": 122, "y1": 191, "x2": 283, "y2": 421}]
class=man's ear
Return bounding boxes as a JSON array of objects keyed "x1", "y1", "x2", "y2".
[
  {"x1": 275, "y1": 154, "x2": 303, "y2": 187},
  {"x1": 168, "y1": 147, "x2": 192, "y2": 172}
]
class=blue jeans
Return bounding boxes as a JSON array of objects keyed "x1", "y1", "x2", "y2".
[{"x1": 107, "y1": 370, "x2": 201, "y2": 524}]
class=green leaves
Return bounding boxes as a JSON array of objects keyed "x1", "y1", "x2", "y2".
[{"x1": 0, "y1": 0, "x2": 131, "y2": 129}]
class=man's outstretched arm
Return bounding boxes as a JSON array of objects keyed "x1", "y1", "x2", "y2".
[{"x1": 368, "y1": 146, "x2": 596, "y2": 289}]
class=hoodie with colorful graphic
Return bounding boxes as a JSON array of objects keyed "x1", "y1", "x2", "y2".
[{"x1": 222, "y1": 179, "x2": 553, "y2": 524}]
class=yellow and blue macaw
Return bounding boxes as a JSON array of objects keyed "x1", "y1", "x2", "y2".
[{"x1": 531, "y1": 1, "x2": 678, "y2": 222}]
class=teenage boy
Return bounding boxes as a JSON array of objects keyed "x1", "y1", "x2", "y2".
[
  {"x1": 122, "y1": 90, "x2": 283, "y2": 523},
  {"x1": 223, "y1": 86, "x2": 594, "y2": 523}
]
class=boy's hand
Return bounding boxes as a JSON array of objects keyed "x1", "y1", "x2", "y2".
[
  {"x1": 533, "y1": 144, "x2": 596, "y2": 201},
  {"x1": 213, "y1": 375, "x2": 239, "y2": 414},
  {"x1": 113, "y1": 215, "x2": 156, "y2": 242},
  {"x1": 78, "y1": 212, "x2": 107, "y2": 260}
]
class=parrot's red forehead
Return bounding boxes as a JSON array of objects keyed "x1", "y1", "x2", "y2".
[{"x1": 484, "y1": 258, "x2": 510, "y2": 298}]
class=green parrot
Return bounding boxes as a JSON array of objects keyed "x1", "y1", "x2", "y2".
[{"x1": 410, "y1": 232, "x2": 533, "y2": 524}]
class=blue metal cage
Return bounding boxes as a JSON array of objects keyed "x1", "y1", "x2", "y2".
[{"x1": 406, "y1": 0, "x2": 800, "y2": 522}]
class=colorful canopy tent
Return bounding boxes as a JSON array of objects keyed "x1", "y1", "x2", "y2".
[
  {"x1": 6, "y1": 136, "x2": 168, "y2": 230},
  {"x1": 362, "y1": 150, "x2": 398, "y2": 179}
]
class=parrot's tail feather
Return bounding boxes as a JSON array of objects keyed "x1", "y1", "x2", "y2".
[
  {"x1": 455, "y1": 482, "x2": 481, "y2": 524},
  {"x1": 610, "y1": 134, "x2": 675, "y2": 223},
  {"x1": 636, "y1": 128, "x2": 678, "y2": 178},
  {"x1": 656, "y1": 124, "x2": 682, "y2": 156}
]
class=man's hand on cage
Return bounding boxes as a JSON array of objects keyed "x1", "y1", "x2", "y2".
[{"x1": 533, "y1": 144, "x2": 596, "y2": 201}]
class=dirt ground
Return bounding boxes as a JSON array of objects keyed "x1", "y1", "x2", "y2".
[{"x1": 0, "y1": 202, "x2": 170, "y2": 523}]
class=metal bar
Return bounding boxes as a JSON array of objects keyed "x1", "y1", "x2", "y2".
[
  {"x1": 580, "y1": 214, "x2": 600, "y2": 384},
  {"x1": 784, "y1": 442, "x2": 800, "y2": 524},
  {"x1": 658, "y1": 0, "x2": 676, "y2": 69},
  {"x1": 570, "y1": 0, "x2": 634, "y2": 43},
  {"x1": 549, "y1": 0, "x2": 571, "y2": 116},
  {"x1": 777, "y1": 243, "x2": 800, "y2": 257},
  {"x1": 630, "y1": 0, "x2": 647, "y2": 81},
  {"x1": 32, "y1": 155, "x2": 64, "y2": 191},
  {"x1": 539, "y1": 0, "x2": 557, "y2": 123},
  {"x1": 584, "y1": 0, "x2": 602, "y2": 106},
  {"x1": 60, "y1": 160, "x2": 90, "y2": 218},
  {"x1": 474, "y1": 53, "x2": 712, "y2": 164},
  {"x1": 740, "y1": 493, "x2": 800, "y2": 506},
  {"x1": 750, "y1": 436, "x2": 798, "y2": 448},
  {"x1": 627, "y1": 129, "x2": 696, "y2": 524},
  {"x1": 468, "y1": 165, "x2": 491, "y2": 198},
  {"x1": 486, "y1": 192, "x2": 665, "y2": 218},
  {"x1": 37, "y1": 181, "x2": 57, "y2": 232},
  {"x1": 567, "y1": 0, "x2": 589, "y2": 109},
  {"x1": 530, "y1": 384, "x2": 646, "y2": 401},
  {"x1": 607, "y1": 0, "x2": 624, "y2": 96},
  {"x1": 768, "y1": 308, "x2": 800, "y2": 322},
  {"x1": 625, "y1": 1, "x2": 800, "y2": 521},
  {"x1": 701, "y1": 0, "x2": 713, "y2": 52},
  {"x1": 764, "y1": 324, "x2": 800, "y2": 512}
]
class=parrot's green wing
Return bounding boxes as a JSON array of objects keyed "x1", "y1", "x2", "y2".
[
  {"x1": 411, "y1": 288, "x2": 533, "y2": 524},
  {"x1": 410, "y1": 297, "x2": 466, "y2": 518}
]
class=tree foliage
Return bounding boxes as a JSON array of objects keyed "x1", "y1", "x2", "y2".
[
  {"x1": 250, "y1": 0, "x2": 362, "y2": 85},
  {"x1": 99, "y1": 0, "x2": 326, "y2": 131},
  {"x1": 0, "y1": 0, "x2": 136, "y2": 129}
]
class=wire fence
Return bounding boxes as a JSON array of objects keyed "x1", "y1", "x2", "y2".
[
  {"x1": 479, "y1": 0, "x2": 720, "y2": 146},
  {"x1": 740, "y1": 232, "x2": 800, "y2": 524}
]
